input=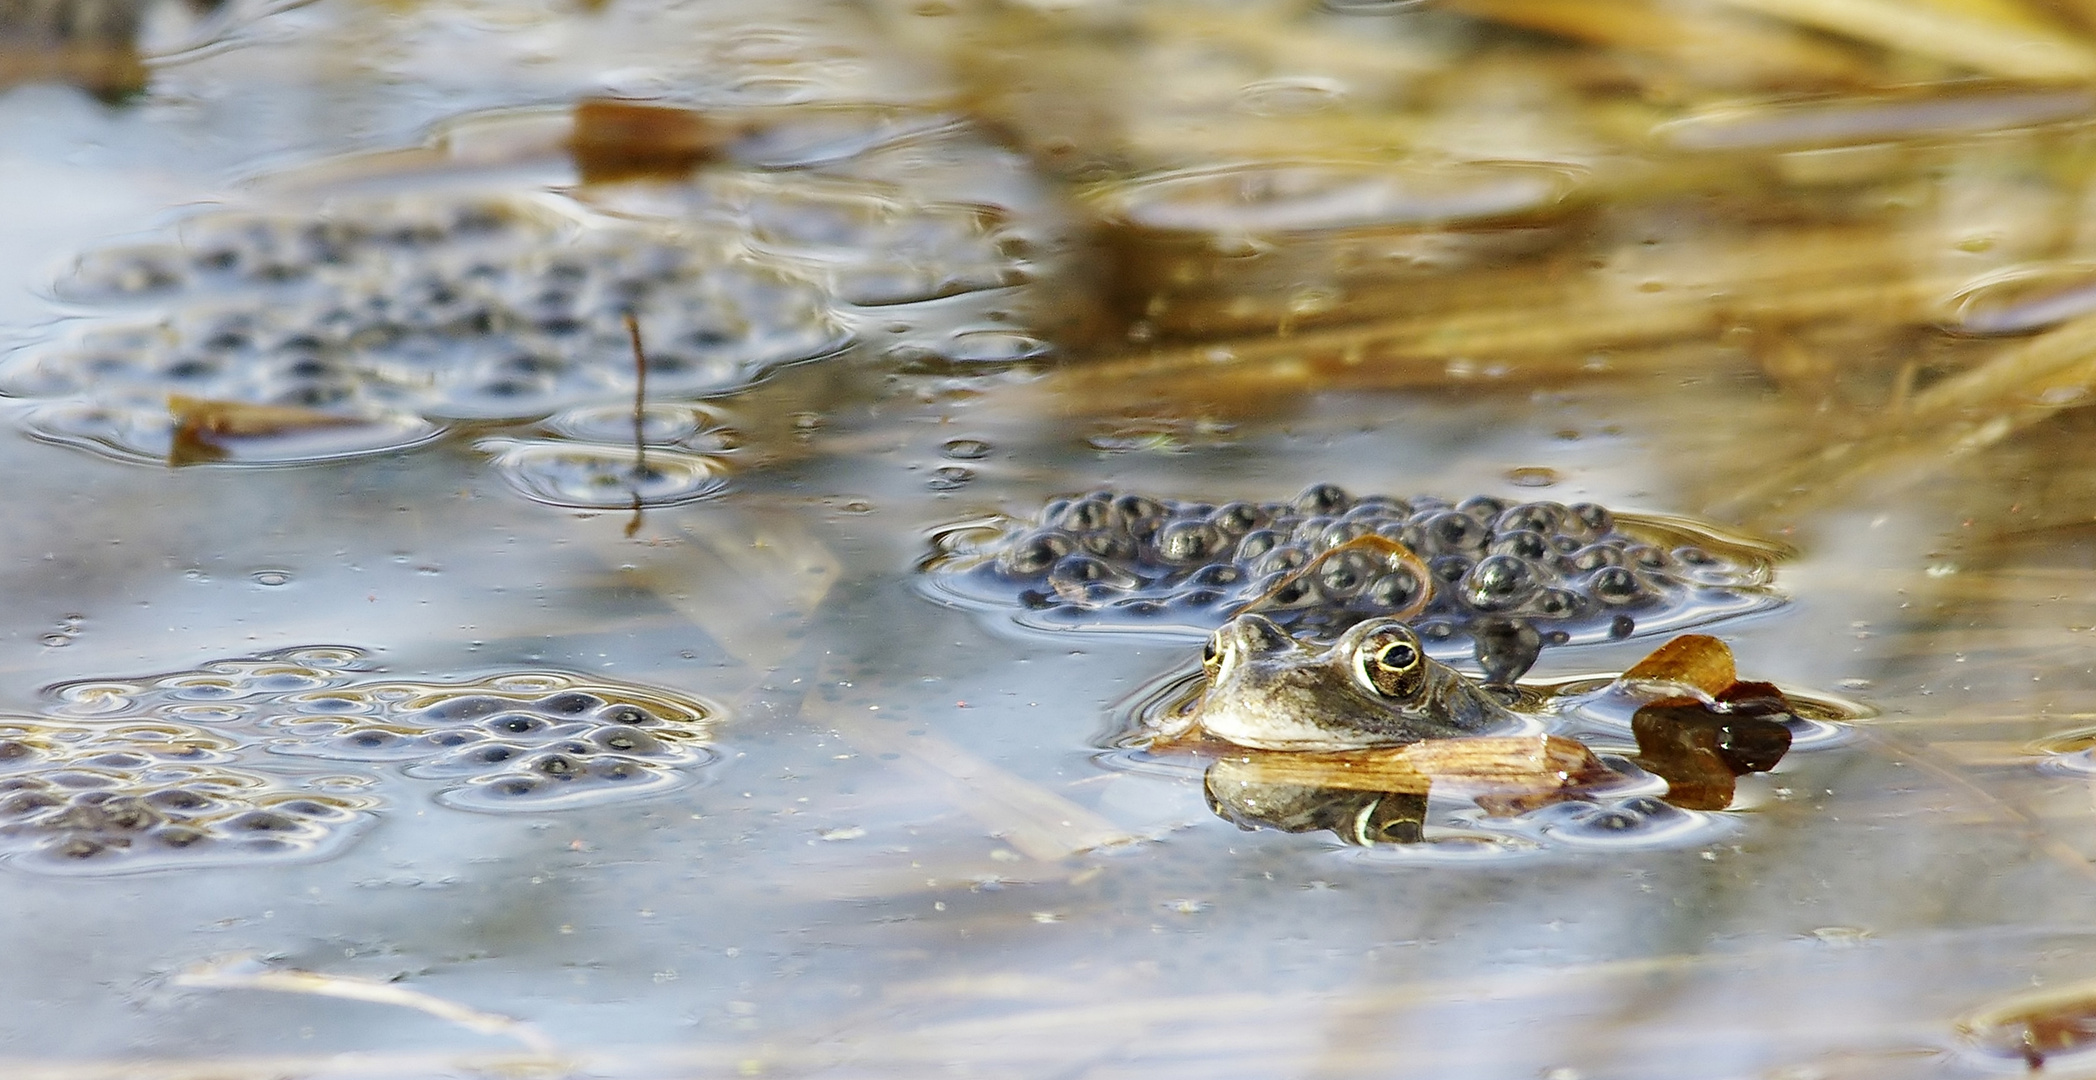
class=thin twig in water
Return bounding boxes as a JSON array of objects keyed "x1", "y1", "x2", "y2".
[
  {"x1": 624, "y1": 310, "x2": 649, "y2": 538},
  {"x1": 172, "y1": 954, "x2": 560, "y2": 1055}
]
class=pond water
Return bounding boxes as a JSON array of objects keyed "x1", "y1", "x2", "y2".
[{"x1": 12, "y1": 0, "x2": 2096, "y2": 1077}]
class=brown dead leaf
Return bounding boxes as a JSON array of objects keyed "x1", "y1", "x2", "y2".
[
  {"x1": 1620, "y1": 633, "x2": 1737, "y2": 696},
  {"x1": 1630, "y1": 688, "x2": 1797, "y2": 810},
  {"x1": 167, "y1": 395, "x2": 365, "y2": 466}
]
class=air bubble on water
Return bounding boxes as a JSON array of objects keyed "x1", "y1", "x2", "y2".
[
  {"x1": 543, "y1": 402, "x2": 736, "y2": 451},
  {"x1": 934, "y1": 329, "x2": 1051, "y2": 363},
  {"x1": 478, "y1": 438, "x2": 731, "y2": 509},
  {"x1": 927, "y1": 466, "x2": 974, "y2": 491}
]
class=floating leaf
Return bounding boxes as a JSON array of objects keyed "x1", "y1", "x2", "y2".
[
  {"x1": 1620, "y1": 633, "x2": 1737, "y2": 697},
  {"x1": 1630, "y1": 685, "x2": 1797, "y2": 810}
]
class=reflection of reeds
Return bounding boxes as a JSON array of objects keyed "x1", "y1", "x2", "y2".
[
  {"x1": 1709, "y1": 0, "x2": 2096, "y2": 82},
  {"x1": 1704, "y1": 313, "x2": 2096, "y2": 524},
  {"x1": 1046, "y1": 217, "x2": 1979, "y2": 408}
]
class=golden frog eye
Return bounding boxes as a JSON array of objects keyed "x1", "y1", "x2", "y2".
[
  {"x1": 1358, "y1": 626, "x2": 1426, "y2": 699},
  {"x1": 1201, "y1": 634, "x2": 1224, "y2": 678}
]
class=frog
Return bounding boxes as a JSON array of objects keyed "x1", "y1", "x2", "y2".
[{"x1": 1187, "y1": 612, "x2": 1519, "y2": 751}]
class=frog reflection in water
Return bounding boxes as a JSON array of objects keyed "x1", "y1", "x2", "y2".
[{"x1": 1191, "y1": 612, "x2": 1518, "y2": 751}]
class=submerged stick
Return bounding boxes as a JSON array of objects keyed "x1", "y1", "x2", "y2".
[{"x1": 624, "y1": 311, "x2": 648, "y2": 539}]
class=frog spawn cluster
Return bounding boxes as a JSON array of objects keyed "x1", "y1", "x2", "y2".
[
  {"x1": 266, "y1": 681, "x2": 719, "y2": 812},
  {"x1": 0, "y1": 647, "x2": 718, "y2": 872},
  {"x1": 4, "y1": 193, "x2": 850, "y2": 464},
  {"x1": 0, "y1": 720, "x2": 372, "y2": 872},
  {"x1": 926, "y1": 485, "x2": 1783, "y2": 679}
]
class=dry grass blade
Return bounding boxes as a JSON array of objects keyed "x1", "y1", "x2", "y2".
[
  {"x1": 1049, "y1": 246, "x2": 1972, "y2": 408},
  {"x1": 1709, "y1": 0, "x2": 2096, "y2": 81},
  {"x1": 172, "y1": 956, "x2": 559, "y2": 1055},
  {"x1": 1704, "y1": 313, "x2": 2096, "y2": 523},
  {"x1": 1438, "y1": 0, "x2": 1877, "y2": 88}
]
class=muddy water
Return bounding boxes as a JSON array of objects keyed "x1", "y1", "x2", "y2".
[{"x1": 11, "y1": 1, "x2": 2096, "y2": 1078}]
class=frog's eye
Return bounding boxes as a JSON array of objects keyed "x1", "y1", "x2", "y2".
[
  {"x1": 1357, "y1": 625, "x2": 1426, "y2": 699},
  {"x1": 1200, "y1": 634, "x2": 1224, "y2": 678}
]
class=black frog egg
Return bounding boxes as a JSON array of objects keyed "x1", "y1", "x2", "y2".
[
  {"x1": 1625, "y1": 544, "x2": 1670, "y2": 570},
  {"x1": 1456, "y1": 494, "x2": 1506, "y2": 522},
  {"x1": 598, "y1": 704, "x2": 656, "y2": 726},
  {"x1": 1428, "y1": 554, "x2": 1473, "y2": 584},
  {"x1": 1262, "y1": 575, "x2": 1315, "y2": 608},
  {"x1": 1079, "y1": 530, "x2": 1138, "y2": 560},
  {"x1": 1236, "y1": 529, "x2": 1283, "y2": 562},
  {"x1": 151, "y1": 825, "x2": 210, "y2": 849},
  {"x1": 1531, "y1": 587, "x2": 1588, "y2": 619},
  {"x1": 1252, "y1": 545, "x2": 1310, "y2": 578},
  {"x1": 1563, "y1": 542, "x2": 1622, "y2": 573},
  {"x1": 1293, "y1": 484, "x2": 1350, "y2": 515},
  {"x1": 1186, "y1": 563, "x2": 1242, "y2": 587},
  {"x1": 1673, "y1": 545, "x2": 1721, "y2": 567},
  {"x1": 419, "y1": 695, "x2": 514, "y2": 722},
  {"x1": 591, "y1": 726, "x2": 664, "y2": 754},
  {"x1": 144, "y1": 788, "x2": 216, "y2": 813},
  {"x1": 1152, "y1": 519, "x2": 1223, "y2": 564},
  {"x1": 1, "y1": 790, "x2": 63, "y2": 817},
  {"x1": 1047, "y1": 554, "x2": 1133, "y2": 600},
  {"x1": 535, "y1": 691, "x2": 607, "y2": 716},
  {"x1": 1587, "y1": 565, "x2": 1650, "y2": 606},
  {"x1": 1314, "y1": 550, "x2": 1379, "y2": 598},
  {"x1": 998, "y1": 530, "x2": 1075, "y2": 577},
  {"x1": 225, "y1": 809, "x2": 300, "y2": 834},
  {"x1": 481, "y1": 712, "x2": 549, "y2": 736},
  {"x1": 527, "y1": 752, "x2": 585, "y2": 778},
  {"x1": 1057, "y1": 494, "x2": 1118, "y2": 533},
  {"x1": 1362, "y1": 568, "x2": 1423, "y2": 611},
  {"x1": 1290, "y1": 515, "x2": 1333, "y2": 544},
  {"x1": 1555, "y1": 795, "x2": 1690, "y2": 839},
  {"x1": 1344, "y1": 495, "x2": 1410, "y2": 522},
  {"x1": 1461, "y1": 554, "x2": 1539, "y2": 613},
  {"x1": 1413, "y1": 619, "x2": 1457, "y2": 641},
  {"x1": 1495, "y1": 501, "x2": 1565, "y2": 536},
  {"x1": 1316, "y1": 520, "x2": 1372, "y2": 551},
  {"x1": 1489, "y1": 529, "x2": 1551, "y2": 561},
  {"x1": 1568, "y1": 501, "x2": 1614, "y2": 537},
  {"x1": 1208, "y1": 502, "x2": 1269, "y2": 536},
  {"x1": 1113, "y1": 493, "x2": 1166, "y2": 524},
  {"x1": 1420, "y1": 511, "x2": 1489, "y2": 554},
  {"x1": 335, "y1": 728, "x2": 409, "y2": 753}
]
